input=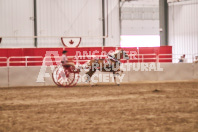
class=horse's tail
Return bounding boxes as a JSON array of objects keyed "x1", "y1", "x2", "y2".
[
  {"x1": 77, "y1": 60, "x2": 91, "y2": 70},
  {"x1": 85, "y1": 60, "x2": 97, "y2": 82}
]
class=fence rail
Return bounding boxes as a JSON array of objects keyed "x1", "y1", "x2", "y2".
[{"x1": 1, "y1": 53, "x2": 197, "y2": 67}]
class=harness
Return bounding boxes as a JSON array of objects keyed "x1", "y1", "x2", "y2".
[
  {"x1": 107, "y1": 54, "x2": 120, "y2": 63},
  {"x1": 106, "y1": 54, "x2": 121, "y2": 69}
]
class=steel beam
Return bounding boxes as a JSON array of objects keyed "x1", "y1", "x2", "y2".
[
  {"x1": 33, "y1": 0, "x2": 38, "y2": 47},
  {"x1": 159, "y1": 0, "x2": 169, "y2": 46}
]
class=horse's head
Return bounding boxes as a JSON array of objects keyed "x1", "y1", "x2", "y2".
[{"x1": 114, "y1": 49, "x2": 129, "y2": 60}]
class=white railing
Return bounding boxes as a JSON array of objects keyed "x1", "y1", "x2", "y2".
[
  {"x1": 0, "y1": 57, "x2": 7, "y2": 66},
  {"x1": 8, "y1": 56, "x2": 44, "y2": 66},
  {"x1": 2, "y1": 53, "x2": 197, "y2": 67}
]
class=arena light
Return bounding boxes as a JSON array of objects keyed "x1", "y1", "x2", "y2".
[{"x1": 120, "y1": 35, "x2": 160, "y2": 47}]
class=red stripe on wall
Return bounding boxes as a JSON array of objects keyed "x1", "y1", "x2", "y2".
[{"x1": 0, "y1": 46, "x2": 172, "y2": 66}]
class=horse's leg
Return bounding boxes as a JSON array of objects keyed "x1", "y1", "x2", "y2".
[
  {"x1": 112, "y1": 63, "x2": 122, "y2": 86},
  {"x1": 113, "y1": 71, "x2": 120, "y2": 86},
  {"x1": 85, "y1": 69, "x2": 96, "y2": 86},
  {"x1": 85, "y1": 60, "x2": 93, "y2": 84},
  {"x1": 85, "y1": 70, "x2": 91, "y2": 83},
  {"x1": 117, "y1": 68, "x2": 124, "y2": 76}
]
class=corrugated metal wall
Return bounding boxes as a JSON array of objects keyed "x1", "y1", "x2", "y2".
[
  {"x1": 0, "y1": 0, "x2": 120, "y2": 47},
  {"x1": 168, "y1": 0, "x2": 198, "y2": 62},
  {"x1": 105, "y1": 0, "x2": 120, "y2": 47},
  {"x1": 121, "y1": 0, "x2": 159, "y2": 35},
  {"x1": 37, "y1": 0, "x2": 103, "y2": 47},
  {"x1": 0, "y1": 0, "x2": 34, "y2": 47}
]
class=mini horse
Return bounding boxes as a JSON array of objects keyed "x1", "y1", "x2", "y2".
[{"x1": 85, "y1": 49, "x2": 129, "y2": 86}]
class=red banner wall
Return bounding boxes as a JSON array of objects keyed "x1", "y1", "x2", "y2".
[{"x1": 0, "y1": 46, "x2": 172, "y2": 66}]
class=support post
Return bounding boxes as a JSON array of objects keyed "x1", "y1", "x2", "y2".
[
  {"x1": 34, "y1": 0, "x2": 38, "y2": 47},
  {"x1": 102, "y1": 0, "x2": 105, "y2": 47},
  {"x1": 159, "y1": 0, "x2": 169, "y2": 46},
  {"x1": 119, "y1": 2, "x2": 122, "y2": 43}
]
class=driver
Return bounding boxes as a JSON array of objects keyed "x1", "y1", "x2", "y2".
[
  {"x1": 61, "y1": 50, "x2": 68, "y2": 65},
  {"x1": 61, "y1": 50, "x2": 76, "y2": 69}
]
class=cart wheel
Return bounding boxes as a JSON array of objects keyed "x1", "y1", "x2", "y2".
[
  {"x1": 52, "y1": 66, "x2": 75, "y2": 87},
  {"x1": 52, "y1": 66, "x2": 62, "y2": 86},
  {"x1": 70, "y1": 72, "x2": 80, "y2": 86}
]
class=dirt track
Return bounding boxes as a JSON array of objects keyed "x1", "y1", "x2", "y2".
[{"x1": 0, "y1": 82, "x2": 198, "y2": 132}]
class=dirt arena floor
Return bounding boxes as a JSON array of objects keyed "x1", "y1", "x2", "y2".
[{"x1": 0, "y1": 82, "x2": 198, "y2": 132}]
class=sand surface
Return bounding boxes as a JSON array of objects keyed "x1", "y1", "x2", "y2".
[{"x1": 0, "y1": 82, "x2": 198, "y2": 132}]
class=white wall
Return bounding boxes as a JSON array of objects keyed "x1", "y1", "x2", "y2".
[
  {"x1": 37, "y1": 0, "x2": 103, "y2": 47},
  {"x1": 0, "y1": 0, "x2": 34, "y2": 47},
  {"x1": 1, "y1": 63, "x2": 198, "y2": 88},
  {"x1": 168, "y1": 0, "x2": 198, "y2": 63},
  {"x1": 121, "y1": 0, "x2": 159, "y2": 35},
  {"x1": 105, "y1": 0, "x2": 120, "y2": 47},
  {"x1": 0, "y1": 0, "x2": 120, "y2": 47}
]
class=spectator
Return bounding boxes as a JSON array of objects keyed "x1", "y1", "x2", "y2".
[
  {"x1": 179, "y1": 54, "x2": 187, "y2": 63},
  {"x1": 194, "y1": 56, "x2": 198, "y2": 63}
]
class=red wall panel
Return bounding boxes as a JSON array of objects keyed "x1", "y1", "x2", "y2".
[{"x1": 0, "y1": 46, "x2": 172, "y2": 66}]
